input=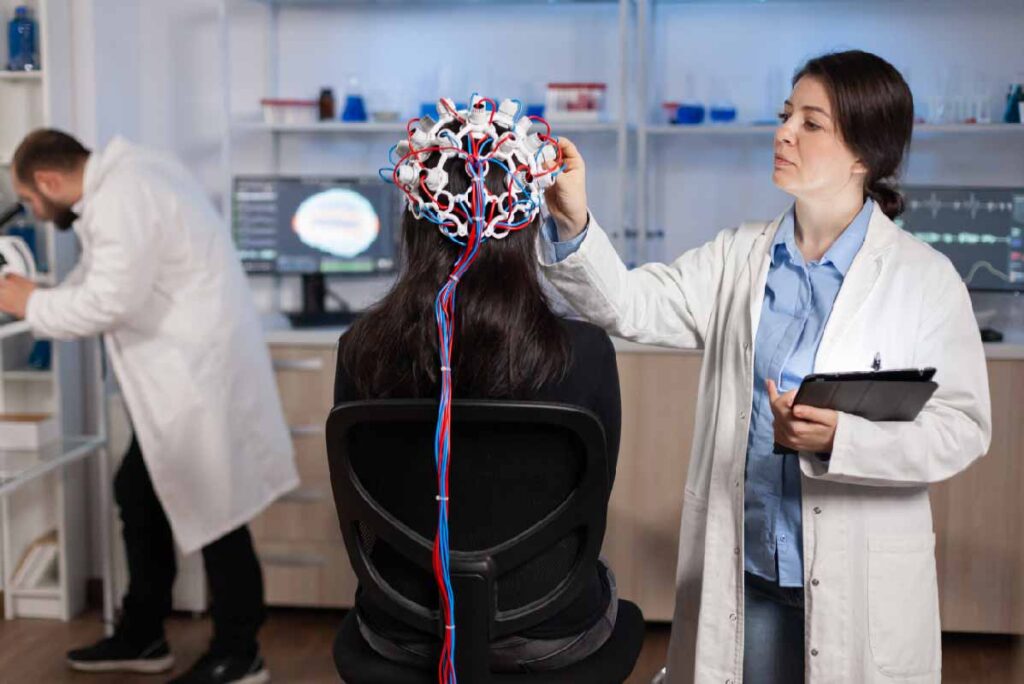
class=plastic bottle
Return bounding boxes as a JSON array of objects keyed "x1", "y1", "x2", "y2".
[{"x1": 7, "y1": 6, "x2": 38, "y2": 72}]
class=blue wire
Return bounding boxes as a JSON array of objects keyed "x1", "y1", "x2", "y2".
[
  {"x1": 412, "y1": 115, "x2": 558, "y2": 682},
  {"x1": 430, "y1": 151, "x2": 493, "y2": 684}
]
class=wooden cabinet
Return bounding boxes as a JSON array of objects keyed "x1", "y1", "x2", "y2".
[
  {"x1": 602, "y1": 352, "x2": 701, "y2": 622},
  {"x1": 259, "y1": 342, "x2": 1023, "y2": 635},
  {"x1": 607, "y1": 351, "x2": 1024, "y2": 635},
  {"x1": 931, "y1": 360, "x2": 1024, "y2": 634},
  {"x1": 254, "y1": 345, "x2": 356, "y2": 608}
]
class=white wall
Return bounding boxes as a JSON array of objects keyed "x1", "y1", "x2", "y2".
[
  {"x1": 646, "y1": 0, "x2": 1024, "y2": 257},
  {"x1": 641, "y1": 0, "x2": 1024, "y2": 340},
  {"x1": 85, "y1": 0, "x2": 1024, "y2": 279},
  {"x1": 71, "y1": 0, "x2": 1024, "y2": 582},
  {"x1": 226, "y1": 0, "x2": 628, "y2": 311}
]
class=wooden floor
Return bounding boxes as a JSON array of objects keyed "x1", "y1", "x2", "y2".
[{"x1": 0, "y1": 608, "x2": 1021, "y2": 682}]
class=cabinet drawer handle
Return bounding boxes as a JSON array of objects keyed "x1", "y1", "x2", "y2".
[
  {"x1": 260, "y1": 551, "x2": 327, "y2": 567},
  {"x1": 290, "y1": 424, "x2": 324, "y2": 437},
  {"x1": 280, "y1": 488, "x2": 329, "y2": 504},
  {"x1": 273, "y1": 358, "x2": 325, "y2": 372}
]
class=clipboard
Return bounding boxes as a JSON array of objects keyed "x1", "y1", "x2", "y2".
[{"x1": 793, "y1": 367, "x2": 938, "y2": 422}]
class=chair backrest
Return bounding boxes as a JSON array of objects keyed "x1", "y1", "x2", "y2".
[{"x1": 326, "y1": 399, "x2": 609, "y2": 680}]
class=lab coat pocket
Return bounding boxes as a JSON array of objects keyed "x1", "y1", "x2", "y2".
[{"x1": 867, "y1": 534, "x2": 941, "y2": 677}]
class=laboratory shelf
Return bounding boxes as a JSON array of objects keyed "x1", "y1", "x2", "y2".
[
  {"x1": 653, "y1": 0, "x2": 922, "y2": 4},
  {"x1": 233, "y1": 120, "x2": 622, "y2": 134},
  {"x1": 3, "y1": 370, "x2": 53, "y2": 382},
  {"x1": 0, "y1": 436, "x2": 105, "y2": 497},
  {"x1": 539, "y1": 121, "x2": 621, "y2": 133},
  {"x1": 912, "y1": 124, "x2": 1024, "y2": 135},
  {"x1": 234, "y1": 121, "x2": 405, "y2": 134},
  {"x1": 0, "y1": 319, "x2": 32, "y2": 341},
  {"x1": 0, "y1": 70, "x2": 42, "y2": 81},
  {"x1": 647, "y1": 124, "x2": 775, "y2": 135},
  {"x1": 248, "y1": 0, "x2": 618, "y2": 6},
  {"x1": 646, "y1": 123, "x2": 1024, "y2": 136},
  {"x1": 9, "y1": 584, "x2": 60, "y2": 598}
]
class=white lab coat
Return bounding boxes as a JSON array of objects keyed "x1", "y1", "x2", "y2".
[
  {"x1": 538, "y1": 204, "x2": 991, "y2": 683},
  {"x1": 27, "y1": 137, "x2": 298, "y2": 554}
]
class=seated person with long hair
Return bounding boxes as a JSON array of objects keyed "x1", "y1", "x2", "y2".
[{"x1": 333, "y1": 97, "x2": 621, "y2": 673}]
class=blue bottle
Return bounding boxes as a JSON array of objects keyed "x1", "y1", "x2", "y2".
[
  {"x1": 27, "y1": 340, "x2": 51, "y2": 371},
  {"x1": 341, "y1": 94, "x2": 367, "y2": 122},
  {"x1": 1003, "y1": 83, "x2": 1022, "y2": 124},
  {"x1": 675, "y1": 103, "x2": 705, "y2": 125},
  {"x1": 340, "y1": 76, "x2": 368, "y2": 122},
  {"x1": 7, "y1": 6, "x2": 38, "y2": 72}
]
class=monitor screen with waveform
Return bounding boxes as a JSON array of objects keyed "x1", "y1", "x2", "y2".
[{"x1": 896, "y1": 186, "x2": 1024, "y2": 292}]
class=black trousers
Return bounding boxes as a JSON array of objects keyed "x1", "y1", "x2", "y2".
[{"x1": 113, "y1": 435, "x2": 266, "y2": 656}]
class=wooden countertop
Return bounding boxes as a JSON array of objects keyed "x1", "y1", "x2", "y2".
[{"x1": 262, "y1": 315, "x2": 1024, "y2": 359}]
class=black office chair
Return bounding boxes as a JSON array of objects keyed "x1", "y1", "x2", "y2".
[{"x1": 326, "y1": 399, "x2": 645, "y2": 683}]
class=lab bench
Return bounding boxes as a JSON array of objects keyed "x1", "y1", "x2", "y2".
[{"x1": 260, "y1": 324, "x2": 1024, "y2": 634}]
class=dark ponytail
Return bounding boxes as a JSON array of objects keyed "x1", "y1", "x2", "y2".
[
  {"x1": 794, "y1": 51, "x2": 914, "y2": 219},
  {"x1": 865, "y1": 178, "x2": 905, "y2": 219}
]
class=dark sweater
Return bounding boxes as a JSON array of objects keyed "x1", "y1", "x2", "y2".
[{"x1": 333, "y1": 318, "x2": 621, "y2": 642}]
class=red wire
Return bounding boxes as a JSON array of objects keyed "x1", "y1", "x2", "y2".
[
  {"x1": 399, "y1": 108, "x2": 566, "y2": 683},
  {"x1": 476, "y1": 97, "x2": 497, "y2": 125},
  {"x1": 527, "y1": 115, "x2": 551, "y2": 139},
  {"x1": 486, "y1": 133, "x2": 513, "y2": 159},
  {"x1": 392, "y1": 143, "x2": 461, "y2": 208},
  {"x1": 442, "y1": 99, "x2": 464, "y2": 122}
]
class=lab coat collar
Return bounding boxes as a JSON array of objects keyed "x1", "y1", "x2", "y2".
[
  {"x1": 747, "y1": 212, "x2": 783, "y2": 352},
  {"x1": 770, "y1": 200, "x2": 873, "y2": 276},
  {"x1": 72, "y1": 153, "x2": 98, "y2": 218},
  {"x1": 816, "y1": 204, "x2": 900, "y2": 369},
  {"x1": 749, "y1": 202, "x2": 898, "y2": 358},
  {"x1": 79, "y1": 136, "x2": 133, "y2": 210}
]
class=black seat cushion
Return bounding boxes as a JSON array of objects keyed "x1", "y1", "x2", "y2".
[{"x1": 333, "y1": 599, "x2": 646, "y2": 684}]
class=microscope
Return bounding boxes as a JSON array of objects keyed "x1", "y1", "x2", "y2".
[{"x1": 0, "y1": 202, "x2": 38, "y2": 280}]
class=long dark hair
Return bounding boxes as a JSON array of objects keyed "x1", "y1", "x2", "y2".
[
  {"x1": 339, "y1": 126, "x2": 571, "y2": 399},
  {"x1": 794, "y1": 50, "x2": 914, "y2": 219}
]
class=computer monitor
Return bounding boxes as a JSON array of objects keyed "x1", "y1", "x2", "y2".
[
  {"x1": 232, "y1": 175, "x2": 401, "y2": 326},
  {"x1": 897, "y1": 186, "x2": 1024, "y2": 292},
  {"x1": 232, "y1": 175, "x2": 399, "y2": 276}
]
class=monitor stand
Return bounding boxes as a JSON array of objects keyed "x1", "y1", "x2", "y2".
[{"x1": 286, "y1": 274, "x2": 363, "y2": 328}]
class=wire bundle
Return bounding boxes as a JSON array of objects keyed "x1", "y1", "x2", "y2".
[{"x1": 380, "y1": 95, "x2": 564, "y2": 684}]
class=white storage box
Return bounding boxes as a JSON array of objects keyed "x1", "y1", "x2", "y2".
[
  {"x1": 0, "y1": 413, "x2": 59, "y2": 449},
  {"x1": 260, "y1": 98, "x2": 318, "y2": 125},
  {"x1": 544, "y1": 82, "x2": 607, "y2": 123}
]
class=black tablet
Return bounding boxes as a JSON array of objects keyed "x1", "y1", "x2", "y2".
[{"x1": 794, "y1": 367, "x2": 938, "y2": 422}]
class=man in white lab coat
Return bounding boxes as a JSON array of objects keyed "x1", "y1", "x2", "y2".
[{"x1": 0, "y1": 129, "x2": 298, "y2": 684}]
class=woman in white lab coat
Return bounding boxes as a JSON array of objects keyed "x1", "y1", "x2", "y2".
[
  {"x1": 0, "y1": 131, "x2": 297, "y2": 684},
  {"x1": 539, "y1": 51, "x2": 991, "y2": 684}
]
